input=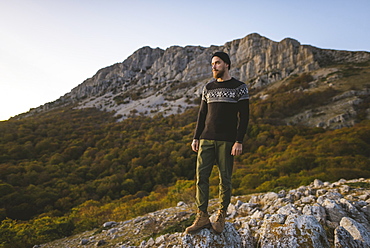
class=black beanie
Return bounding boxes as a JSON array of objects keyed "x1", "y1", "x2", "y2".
[{"x1": 212, "y1": 52, "x2": 231, "y2": 69}]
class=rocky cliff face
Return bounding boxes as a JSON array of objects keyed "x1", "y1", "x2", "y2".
[
  {"x1": 19, "y1": 33, "x2": 370, "y2": 128},
  {"x1": 39, "y1": 178, "x2": 370, "y2": 247}
]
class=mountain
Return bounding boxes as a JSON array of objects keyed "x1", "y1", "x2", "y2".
[
  {"x1": 2, "y1": 33, "x2": 370, "y2": 248},
  {"x1": 16, "y1": 33, "x2": 370, "y2": 129},
  {"x1": 39, "y1": 178, "x2": 370, "y2": 248}
]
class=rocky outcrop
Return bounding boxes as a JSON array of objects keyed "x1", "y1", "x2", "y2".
[
  {"x1": 40, "y1": 178, "x2": 370, "y2": 248},
  {"x1": 285, "y1": 87, "x2": 370, "y2": 129},
  {"x1": 18, "y1": 33, "x2": 370, "y2": 125}
]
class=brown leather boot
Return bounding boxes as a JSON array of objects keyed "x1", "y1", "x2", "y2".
[
  {"x1": 185, "y1": 210, "x2": 211, "y2": 233},
  {"x1": 211, "y1": 209, "x2": 226, "y2": 234}
]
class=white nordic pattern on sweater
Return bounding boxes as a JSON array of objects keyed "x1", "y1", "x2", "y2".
[{"x1": 202, "y1": 84, "x2": 249, "y2": 104}]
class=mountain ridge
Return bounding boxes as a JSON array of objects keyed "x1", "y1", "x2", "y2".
[{"x1": 14, "y1": 33, "x2": 370, "y2": 129}]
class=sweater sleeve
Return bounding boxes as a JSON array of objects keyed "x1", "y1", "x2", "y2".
[
  {"x1": 193, "y1": 99, "x2": 207, "y2": 140},
  {"x1": 236, "y1": 99, "x2": 249, "y2": 142}
]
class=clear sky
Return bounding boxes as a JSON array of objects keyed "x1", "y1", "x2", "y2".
[{"x1": 1, "y1": 0, "x2": 369, "y2": 121}]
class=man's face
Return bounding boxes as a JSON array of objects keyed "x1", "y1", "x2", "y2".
[{"x1": 211, "y1": 56, "x2": 228, "y2": 79}]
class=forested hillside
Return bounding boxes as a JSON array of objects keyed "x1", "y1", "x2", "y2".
[
  {"x1": 1, "y1": 56, "x2": 370, "y2": 247},
  {"x1": 0, "y1": 107, "x2": 198, "y2": 220}
]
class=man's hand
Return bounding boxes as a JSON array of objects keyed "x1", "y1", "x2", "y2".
[
  {"x1": 231, "y1": 142, "x2": 243, "y2": 156},
  {"x1": 191, "y1": 139, "x2": 199, "y2": 152}
]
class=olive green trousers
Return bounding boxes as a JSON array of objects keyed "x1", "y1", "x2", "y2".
[{"x1": 196, "y1": 139, "x2": 234, "y2": 213}]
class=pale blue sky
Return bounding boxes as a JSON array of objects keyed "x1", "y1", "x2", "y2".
[{"x1": 1, "y1": 0, "x2": 369, "y2": 121}]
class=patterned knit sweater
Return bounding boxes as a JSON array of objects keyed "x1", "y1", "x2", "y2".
[{"x1": 194, "y1": 77, "x2": 249, "y2": 142}]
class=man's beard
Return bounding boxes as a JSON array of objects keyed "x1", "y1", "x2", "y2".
[{"x1": 213, "y1": 69, "x2": 224, "y2": 79}]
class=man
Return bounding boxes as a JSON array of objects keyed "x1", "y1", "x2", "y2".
[{"x1": 185, "y1": 51, "x2": 249, "y2": 234}]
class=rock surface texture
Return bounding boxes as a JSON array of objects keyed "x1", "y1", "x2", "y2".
[
  {"x1": 40, "y1": 178, "x2": 370, "y2": 247},
  {"x1": 17, "y1": 33, "x2": 370, "y2": 129}
]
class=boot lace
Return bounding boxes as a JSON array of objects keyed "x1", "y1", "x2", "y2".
[
  {"x1": 194, "y1": 211, "x2": 205, "y2": 223},
  {"x1": 215, "y1": 210, "x2": 225, "y2": 222}
]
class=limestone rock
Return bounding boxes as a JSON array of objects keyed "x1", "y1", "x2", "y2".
[
  {"x1": 40, "y1": 178, "x2": 370, "y2": 248},
  {"x1": 261, "y1": 192, "x2": 279, "y2": 205},
  {"x1": 258, "y1": 214, "x2": 330, "y2": 248},
  {"x1": 182, "y1": 223, "x2": 242, "y2": 248},
  {"x1": 334, "y1": 226, "x2": 361, "y2": 248},
  {"x1": 277, "y1": 203, "x2": 300, "y2": 215},
  {"x1": 313, "y1": 179, "x2": 324, "y2": 187},
  {"x1": 302, "y1": 203, "x2": 327, "y2": 225},
  {"x1": 80, "y1": 238, "x2": 89, "y2": 245},
  {"x1": 103, "y1": 221, "x2": 117, "y2": 228},
  {"x1": 336, "y1": 217, "x2": 370, "y2": 247},
  {"x1": 321, "y1": 198, "x2": 347, "y2": 223},
  {"x1": 17, "y1": 33, "x2": 370, "y2": 130}
]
